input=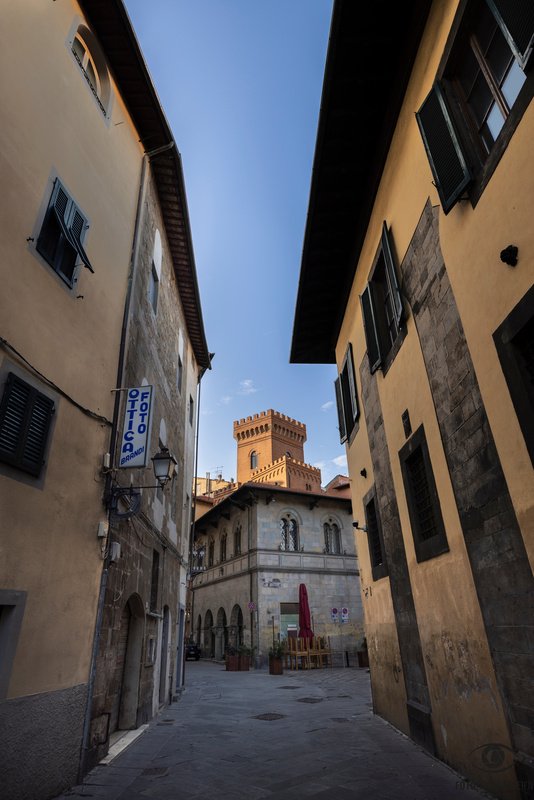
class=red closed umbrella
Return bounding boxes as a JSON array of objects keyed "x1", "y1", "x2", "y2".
[{"x1": 298, "y1": 583, "x2": 314, "y2": 639}]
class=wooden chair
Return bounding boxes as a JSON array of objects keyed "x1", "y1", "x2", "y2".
[{"x1": 287, "y1": 637, "x2": 310, "y2": 670}]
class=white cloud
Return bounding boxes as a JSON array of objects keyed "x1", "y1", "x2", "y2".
[
  {"x1": 220, "y1": 395, "x2": 232, "y2": 405},
  {"x1": 321, "y1": 401, "x2": 334, "y2": 412},
  {"x1": 238, "y1": 379, "x2": 258, "y2": 395},
  {"x1": 313, "y1": 461, "x2": 327, "y2": 470},
  {"x1": 332, "y1": 455, "x2": 348, "y2": 468}
]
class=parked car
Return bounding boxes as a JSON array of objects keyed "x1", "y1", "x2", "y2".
[{"x1": 185, "y1": 641, "x2": 201, "y2": 661}]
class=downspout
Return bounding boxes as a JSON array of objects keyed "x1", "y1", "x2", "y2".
[{"x1": 79, "y1": 142, "x2": 174, "y2": 780}]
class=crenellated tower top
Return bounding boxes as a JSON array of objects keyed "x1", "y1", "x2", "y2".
[{"x1": 233, "y1": 409, "x2": 307, "y2": 484}]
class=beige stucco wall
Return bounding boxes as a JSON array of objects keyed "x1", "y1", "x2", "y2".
[{"x1": 0, "y1": 0, "x2": 143, "y2": 696}]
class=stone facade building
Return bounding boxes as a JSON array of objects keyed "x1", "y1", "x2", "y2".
[
  {"x1": 0, "y1": 2, "x2": 209, "y2": 798},
  {"x1": 190, "y1": 411, "x2": 362, "y2": 664},
  {"x1": 291, "y1": 2, "x2": 534, "y2": 799}
]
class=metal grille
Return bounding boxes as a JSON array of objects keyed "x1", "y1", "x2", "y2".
[
  {"x1": 365, "y1": 499, "x2": 383, "y2": 568},
  {"x1": 406, "y1": 447, "x2": 438, "y2": 541}
]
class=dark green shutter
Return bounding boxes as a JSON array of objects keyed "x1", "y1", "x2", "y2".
[
  {"x1": 487, "y1": 0, "x2": 534, "y2": 68},
  {"x1": 345, "y1": 343, "x2": 359, "y2": 425},
  {"x1": 381, "y1": 223, "x2": 403, "y2": 326},
  {"x1": 416, "y1": 82, "x2": 471, "y2": 214},
  {"x1": 334, "y1": 377, "x2": 347, "y2": 444},
  {"x1": 361, "y1": 285, "x2": 382, "y2": 373},
  {"x1": 0, "y1": 373, "x2": 54, "y2": 477},
  {"x1": 69, "y1": 208, "x2": 94, "y2": 273}
]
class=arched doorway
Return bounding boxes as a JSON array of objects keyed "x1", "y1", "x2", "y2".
[
  {"x1": 215, "y1": 607, "x2": 228, "y2": 660},
  {"x1": 159, "y1": 605, "x2": 170, "y2": 705},
  {"x1": 204, "y1": 610, "x2": 214, "y2": 657},
  {"x1": 110, "y1": 594, "x2": 144, "y2": 733},
  {"x1": 229, "y1": 604, "x2": 244, "y2": 648}
]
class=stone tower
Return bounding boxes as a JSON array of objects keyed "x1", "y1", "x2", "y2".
[{"x1": 233, "y1": 409, "x2": 321, "y2": 492}]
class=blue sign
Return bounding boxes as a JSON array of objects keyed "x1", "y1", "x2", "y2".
[{"x1": 119, "y1": 386, "x2": 153, "y2": 468}]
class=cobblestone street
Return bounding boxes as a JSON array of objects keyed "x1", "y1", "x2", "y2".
[{"x1": 55, "y1": 662, "x2": 491, "y2": 800}]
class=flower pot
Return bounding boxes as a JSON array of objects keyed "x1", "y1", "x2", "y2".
[
  {"x1": 238, "y1": 655, "x2": 251, "y2": 671},
  {"x1": 226, "y1": 654, "x2": 239, "y2": 671},
  {"x1": 269, "y1": 656, "x2": 283, "y2": 675}
]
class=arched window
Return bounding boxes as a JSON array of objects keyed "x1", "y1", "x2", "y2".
[
  {"x1": 250, "y1": 450, "x2": 258, "y2": 469},
  {"x1": 208, "y1": 538, "x2": 214, "y2": 567},
  {"x1": 234, "y1": 524, "x2": 242, "y2": 556},
  {"x1": 324, "y1": 520, "x2": 341, "y2": 554},
  {"x1": 70, "y1": 26, "x2": 111, "y2": 117},
  {"x1": 220, "y1": 532, "x2": 227, "y2": 563},
  {"x1": 280, "y1": 515, "x2": 298, "y2": 551}
]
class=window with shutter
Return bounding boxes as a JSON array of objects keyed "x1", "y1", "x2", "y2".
[
  {"x1": 417, "y1": 0, "x2": 533, "y2": 212},
  {"x1": 0, "y1": 373, "x2": 54, "y2": 477},
  {"x1": 361, "y1": 224, "x2": 405, "y2": 374},
  {"x1": 36, "y1": 179, "x2": 93, "y2": 286},
  {"x1": 334, "y1": 343, "x2": 359, "y2": 444},
  {"x1": 364, "y1": 491, "x2": 388, "y2": 581}
]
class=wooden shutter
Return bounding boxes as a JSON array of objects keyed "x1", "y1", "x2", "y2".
[
  {"x1": 0, "y1": 373, "x2": 54, "y2": 477},
  {"x1": 488, "y1": 0, "x2": 534, "y2": 68},
  {"x1": 381, "y1": 223, "x2": 403, "y2": 327},
  {"x1": 345, "y1": 343, "x2": 359, "y2": 426},
  {"x1": 361, "y1": 285, "x2": 382, "y2": 373},
  {"x1": 334, "y1": 377, "x2": 347, "y2": 444},
  {"x1": 69, "y1": 208, "x2": 94, "y2": 273},
  {"x1": 416, "y1": 82, "x2": 471, "y2": 214}
]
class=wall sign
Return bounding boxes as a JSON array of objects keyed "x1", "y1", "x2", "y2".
[{"x1": 119, "y1": 386, "x2": 153, "y2": 468}]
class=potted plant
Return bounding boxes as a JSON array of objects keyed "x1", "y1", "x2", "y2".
[
  {"x1": 357, "y1": 636, "x2": 369, "y2": 668},
  {"x1": 238, "y1": 644, "x2": 252, "y2": 671},
  {"x1": 268, "y1": 641, "x2": 285, "y2": 675},
  {"x1": 225, "y1": 645, "x2": 239, "y2": 671}
]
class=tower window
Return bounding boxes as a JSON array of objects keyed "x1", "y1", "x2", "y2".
[{"x1": 250, "y1": 450, "x2": 258, "y2": 469}]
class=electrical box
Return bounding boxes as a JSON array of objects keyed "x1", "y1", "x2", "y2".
[{"x1": 97, "y1": 520, "x2": 109, "y2": 539}]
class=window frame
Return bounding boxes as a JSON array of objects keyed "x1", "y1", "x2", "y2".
[
  {"x1": 36, "y1": 178, "x2": 93, "y2": 287},
  {"x1": 280, "y1": 515, "x2": 299, "y2": 552},
  {"x1": 0, "y1": 372, "x2": 55, "y2": 478},
  {"x1": 363, "y1": 487, "x2": 388, "y2": 582},
  {"x1": 399, "y1": 425, "x2": 449, "y2": 563},
  {"x1": 417, "y1": 0, "x2": 534, "y2": 212},
  {"x1": 334, "y1": 343, "x2": 360, "y2": 444},
  {"x1": 324, "y1": 519, "x2": 342, "y2": 555},
  {"x1": 360, "y1": 222, "x2": 405, "y2": 375},
  {"x1": 493, "y1": 284, "x2": 534, "y2": 466}
]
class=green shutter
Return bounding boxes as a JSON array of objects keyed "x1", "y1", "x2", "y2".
[
  {"x1": 361, "y1": 285, "x2": 382, "y2": 373},
  {"x1": 334, "y1": 377, "x2": 347, "y2": 444},
  {"x1": 381, "y1": 223, "x2": 403, "y2": 327},
  {"x1": 416, "y1": 82, "x2": 471, "y2": 214},
  {"x1": 0, "y1": 373, "x2": 54, "y2": 477},
  {"x1": 69, "y1": 208, "x2": 94, "y2": 273},
  {"x1": 488, "y1": 0, "x2": 534, "y2": 68},
  {"x1": 345, "y1": 343, "x2": 359, "y2": 425}
]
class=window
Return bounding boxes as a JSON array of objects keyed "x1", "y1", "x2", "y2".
[
  {"x1": 417, "y1": 0, "x2": 534, "y2": 213},
  {"x1": 234, "y1": 525, "x2": 242, "y2": 556},
  {"x1": 364, "y1": 491, "x2": 388, "y2": 581},
  {"x1": 149, "y1": 262, "x2": 159, "y2": 315},
  {"x1": 0, "y1": 373, "x2": 55, "y2": 477},
  {"x1": 189, "y1": 395, "x2": 194, "y2": 426},
  {"x1": 493, "y1": 285, "x2": 534, "y2": 466},
  {"x1": 0, "y1": 590, "x2": 27, "y2": 699},
  {"x1": 335, "y1": 343, "x2": 359, "y2": 443},
  {"x1": 36, "y1": 179, "x2": 93, "y2": 287},
  {"x1": 208, "y1": 539, "x2": 214, "y2": 567},
  {"x1": 70, "y1": 26, "x2": 111, "y2": 117},
  {"x1": 250, "y1": 450, "x2": 258, "y2": 469},
  {"x1": 220, "y1": 533, "x2": 227, "y2": 563},
  {"x1": 177, "y1": 356, "x2": 183, "y2": 393},
  {"x1": 399, "y1": 426, "x2": 449, "y2": 563},
  {"x1": 324, "y1": 520, "x2": 341, "y2": 554},
  {"x1": 280, "y1": 515, "x2": 298, "y2": 551},
  {"x1": 360, "y1": 223, "x2": 404, "y2": 374},
  {"x1": 150, "y1": 550, "x2": 160, "y2": 611}
]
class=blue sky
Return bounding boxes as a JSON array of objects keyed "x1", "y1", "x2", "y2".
[{"x1": 124, "y1": 0, "x2": 347, "y2": 486}]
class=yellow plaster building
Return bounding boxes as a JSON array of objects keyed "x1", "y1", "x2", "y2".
[{"x1": 292, "y1": 2, "x2": 534, "y2": 798}]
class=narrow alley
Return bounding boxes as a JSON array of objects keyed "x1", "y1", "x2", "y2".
[{"x1": 56, "y1": 662, "x2": 490, "y2": 800}]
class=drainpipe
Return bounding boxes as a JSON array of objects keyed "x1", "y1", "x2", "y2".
[{"x1": 78, "y1": 141, "x2": 174, "y2": 780}]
